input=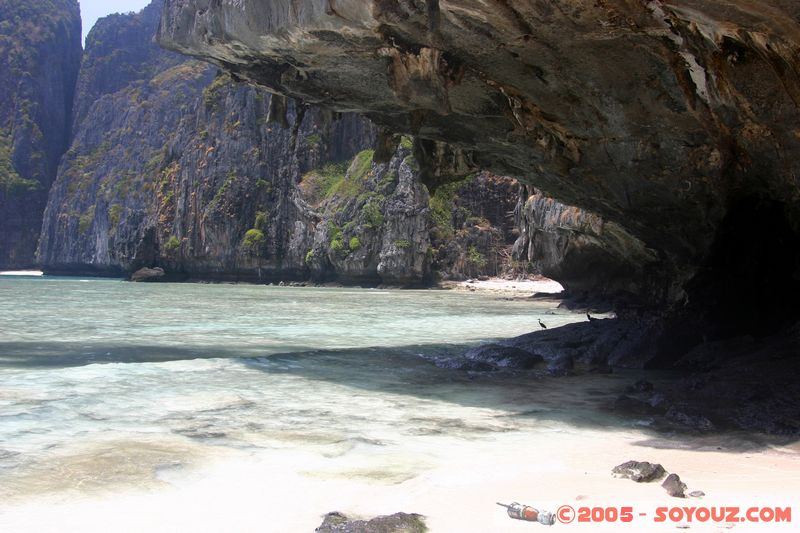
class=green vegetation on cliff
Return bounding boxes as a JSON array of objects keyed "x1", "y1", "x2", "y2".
[
  {"x1": 300, "y1": 150, "x2": 376, "y2": 206},
  {"x1": 202, "y1": 72, "x2": 231, "y2": 109},
  {"x1": 164, "y1": 235, "x2": 181, "y2": 252},
  {"x1": 361, "y1": 200, "x2": 385, "y2": 228},
  {"x1": 242, "y1": 228, "x2": 266, "y2": 255},
  {"x1": 429, "y1": 182, "x2": 460, "y2": 240}
]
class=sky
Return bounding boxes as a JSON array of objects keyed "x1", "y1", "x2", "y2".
[{"x1": 80, "y1": 0, "x2": 153, "y2": 44}]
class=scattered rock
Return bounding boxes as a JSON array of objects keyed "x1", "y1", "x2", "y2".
[
  {"x1": 315, "y1": 511, "x2": 427, "y2": 533},
  {"x1": 662, "y1": 473, "x2": 687, "y2": 498},
  {"x1": 612, "y1": 460, "x2": 667, "y2": 482},
  {"x1": 130, "y1": 267, "x2": 165, "y2": 282},
  {"x1": 687, "y1": 490, "x2": 705, "y2": 498}
]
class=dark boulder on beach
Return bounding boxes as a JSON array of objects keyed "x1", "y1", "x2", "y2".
[
  {"x1": 316, "y1": 511, "x2": 427, "y2": 533},
  {"x1": 662, "y1": 473, "x2": 688, "y2": 498},
  {"x1": 612, "y1": 461, "x2": 667, "y2": 483}
]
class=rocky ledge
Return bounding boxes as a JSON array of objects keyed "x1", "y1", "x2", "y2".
[{"x1": 438, "y1": 318, "x2": 800, "y2": 435}]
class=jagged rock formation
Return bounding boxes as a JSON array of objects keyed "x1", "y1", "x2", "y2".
[
  {"x1": 0, "y1": 0, "x2": 81, "y2": 268},
  {"x1": 158, "y1": 0, "x2": 800, "y2": 339},
  {"x1": 38, "y1": 1, "x2": 528, "y2": 284},
  {"x1": 38, "y1": 60, "x2": 377, "y2": 280}
]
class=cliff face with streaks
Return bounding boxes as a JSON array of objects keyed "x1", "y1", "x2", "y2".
[
  {"x1": 0, "y1": 0, "x2": 81, "y2": 268},
  {"x1": 38, "y1": 1, "x2": 537, "y2": 285},
  {"x1": 158, "y1": 0, "x2": 800, "y2": 337},
  {"x1": 37, "y1": 4, "x2": 377, "y2": 281}
]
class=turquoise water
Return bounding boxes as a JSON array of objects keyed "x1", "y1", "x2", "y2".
[
  {"x1": 0, "y1": 276, "x2": 613, "y2": 531},
  {"x1": 0, "y1": 277, "x2": 578, "y2": 367}
]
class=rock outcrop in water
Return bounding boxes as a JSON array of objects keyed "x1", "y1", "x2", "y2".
[
  {"x1": 0, "y1": 0, "x2": 81, "y2": 268},
  {"x1": 158, "y1": 0, "x2": 800, "y2": 339}
]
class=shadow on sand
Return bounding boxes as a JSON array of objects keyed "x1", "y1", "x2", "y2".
[{"x1": 1, "y1": 337, "x2": 796, "y2": 453}]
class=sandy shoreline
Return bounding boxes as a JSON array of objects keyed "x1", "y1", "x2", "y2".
[
  {"x1": 0, "y1": 270, "x2": 44, "y2": 276},
  {"x1": 2, "y1": 367, "x2": 796, "y2": 532},
  {"x1": 1, "y1": 425, "x2": 796, "y2": 532},
  {"x1": 439, "y1": 276, "x2": 565, "y2": 297}
]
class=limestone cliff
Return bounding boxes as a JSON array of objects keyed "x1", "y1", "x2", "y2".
[
  {"x1": 0, "y1": 0, "x2": 81, "y2": 268},
  {"x1": 70, "y1": 1, "x2": 185, "y2": 132},
  {"x1": 38, "y1": 2, "x2": 529, "y2": 284},
  {"x1": 37, "y1": 5, "x2": 376, "y2": 280},
  {"x1": 158, "y1": 0, "x2": 800, "y2": 337}
]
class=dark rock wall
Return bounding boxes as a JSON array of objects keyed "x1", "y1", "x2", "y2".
[
  {"x1": 0, "y1": 0, "x2": 81, "y2": 268},
  {"x1": 430, "y1": 172, "x2": 521, "y2": 281}
]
